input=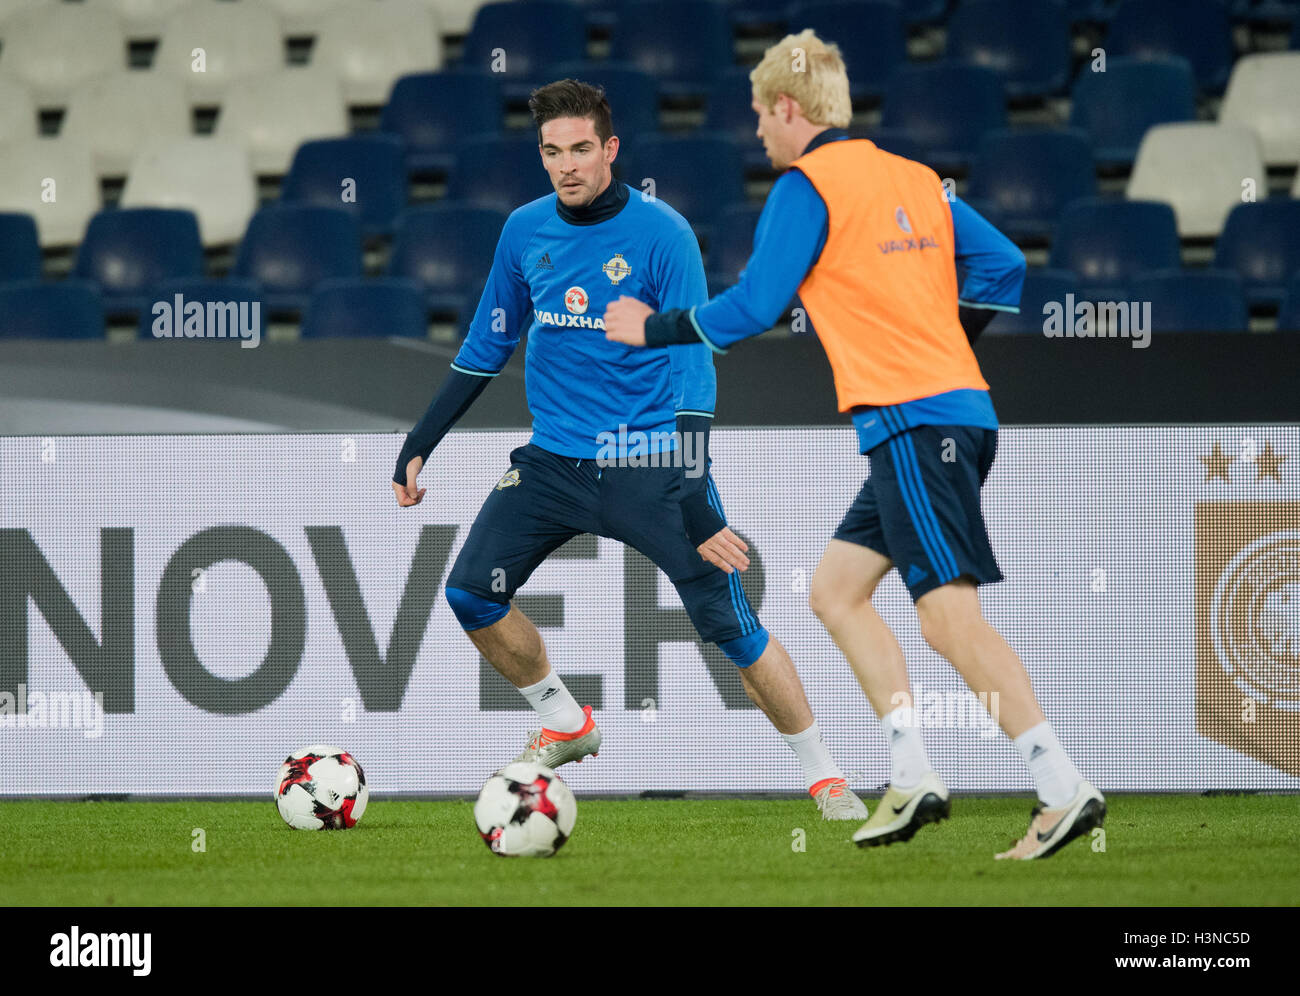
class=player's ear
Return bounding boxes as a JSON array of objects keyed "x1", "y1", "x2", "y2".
[{"x1": 604, "y1": 134, "x2": 619, "y2": 165}]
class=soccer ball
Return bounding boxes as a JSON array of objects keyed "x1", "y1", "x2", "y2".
[
  {"x1": 275, "y1": 745, "x2": 369, "y2": 830},
  {"x1": 474, "y1": 761, "x2": 577, "y2": 857}
]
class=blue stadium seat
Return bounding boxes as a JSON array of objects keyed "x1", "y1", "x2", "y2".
[
  {"x1": 1212, "y1": 200, "x2": 1300, "y2": 307},
  {"x1": 1068, "y1": 56, "x2": 1197, "y2": 166},
  {"x1": 550, "y1": 62, "x2": 661, "y2": 141},
  {"x1": 0, "y1": 213, "x2": 41, "y2": 283},
  {"x1": 608, "y1": 0, "x2": 735, "y2": 99},
  {"x1": 446, "y1": 134, "x2": 556, "y2": 214},
  {"x1": 1293, "y1": 10, "x2": 1300, "y2": 45},
  {"x1": 380, "y1": 72, "x2": 502, "y2": 175},
  {"x1": 704, "y1": 68, "x2": 770, "y2": 170},
  {"x1": 881, "y1": 63, "x2": 1007, "y2": 171},
  {"x1": 901, "y1": 0, "x2": 952, "y2": 24},
  {"x1": 966, "y1": 129, "x2": 1097, "y2": 241},
  {"x1": 136, "y1": 278, "x2": 265, "y2": 340},
  {"x1": 946, "y1": 0, "x2": 1072, "y2": 98},
  {"x1": 281, "y1": 135, "x2": 408, "y2": 239},
  {"x1": 1062, "y1": 0, "x2": 1122, "y2": 23},
  {"x1": 232, "y1": 205, "x2": 363, "y2": 314},
  {"x1": 1048, "y1": 198, "x2": 1182, "y2": 297},
  {"x1": 1130, "y1": 269, "x2": 1249, "y2": 331},
  {"x1": 1106, "y1": 0, "x2": 1236, "y2": 93},
  {"x1": 0, "y1": 280, "x2": 104, "y2": 339},
  {"x1": 72, "y1": 208, "x2": 204, "y2": 318},
  {"x1": 706, "y1": 203, "x2": 762, "y2": 295},
  {"x1": 983, "y1": 268, "x2": 1077, "y2": 333},
  {"x1": 728, "y1": 0, "x2": 793, "y2": 30},
  {"x1": 787, "y1": 1, "x2": 906, "y2": 101},
  {"x1": 863, "y1": 128, "x2": 929, "y2": 163},
  {"x1": 387, "y1": 204, "x2": 506, "y2": 323},
  {"x1": 617, "y1": 134, "x2": 746, "y2": 239},
  {"x1": 300, "y1": 278, "x2": 430, "y2": 339},
  {"x1": 1277, "y1": 271, "x2": 1300, "y2": 330},
  {"x1": 461, "y1": 1, "x2": 588, "y2": 98}
]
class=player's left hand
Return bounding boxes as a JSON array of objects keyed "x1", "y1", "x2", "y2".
[
  {"x1": 604, "y1": 295, "x2": 653, "y2": 346},
  {"x1": 697, "y1": 526, "x2": 750, "y2": 574}
]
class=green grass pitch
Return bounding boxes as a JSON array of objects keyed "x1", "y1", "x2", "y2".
[{"x1": 1, "y1": 795, "x2": 1295, "y2": 906}]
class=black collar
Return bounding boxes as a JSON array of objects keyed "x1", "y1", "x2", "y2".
[
  {"x1": 556, "y1": 177, "x2": 629, "y2": 226},
  {"x1": 800, "y1": 127, "x2": 852, "y2": 158}
]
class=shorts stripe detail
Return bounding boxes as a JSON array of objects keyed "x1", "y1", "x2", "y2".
[
  {"x1": 894, "y1": 433, "x2": 960, "y2": 581},
  {"x1": 885, "y1": 435, "x2": 945, "y2": 581},
  {"x1": 705, "y1": 476, "x2": 759, "y2": 634}
]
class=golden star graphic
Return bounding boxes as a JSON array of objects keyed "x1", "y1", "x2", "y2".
[
  {"x1": 1198, "y1": 441, "x2": 1233, "y2": 483},
  {"x1": 1255, "y1": 441, "x2": 1287, "y2": 483}
]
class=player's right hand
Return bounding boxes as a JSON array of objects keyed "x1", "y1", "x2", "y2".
[
  {"x1": 392, "y1": 455, "x2": 426, "y2": 507},
  {"x1": 697, "y1": 526, "x2": 749, "y2": 574}
]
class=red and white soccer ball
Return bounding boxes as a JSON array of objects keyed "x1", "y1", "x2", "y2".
[
  {"x1": 474, "y1": 761, "x2": 577, "y2": 857},
  {"x1": 275, "y1": 745, "x2": 369, "y2": 830}
]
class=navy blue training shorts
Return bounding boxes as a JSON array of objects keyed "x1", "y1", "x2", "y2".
[
  {"x1": 833, "y1": 424, "x2": 1004, "y2": 602},
  {"x1": 446, "y1": 443, "x2": 761, "y2": 644}
]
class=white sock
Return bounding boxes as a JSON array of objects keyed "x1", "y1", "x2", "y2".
[
  {"x1": 1014, "y1": 721, "x2": 1083, "y2": 808},
  {"x1": 517, "y1": 671, "x2": 586, "y2": 733},
  {"x1": 780, "y1": 721, "x2": 844, "y2": 790},
  {"x1": 882, "y1": 706, "x2": 931, "y2": 790}
]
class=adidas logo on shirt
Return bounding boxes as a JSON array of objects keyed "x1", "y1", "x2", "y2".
[{"x1": 535, "y1": 253, "x2": 554, "y2": 270}]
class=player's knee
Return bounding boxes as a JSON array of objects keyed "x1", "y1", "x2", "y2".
[
  {"x1": 717, "y1": 627, "x2": 770, "y2": 669},
  {"x1": 445, "y1": 586, "x2": 510, "y2": 632},
  {"x1": 916, "y1": 585, "x2": 976, "y2": 655},
  {"x1": 809, "y1": 567, "x2": 862, "y2": 623}
]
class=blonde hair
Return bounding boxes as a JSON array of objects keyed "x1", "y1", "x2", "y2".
[{"x1": 749, "y1": 29, "x2": 852, "y2": 128}]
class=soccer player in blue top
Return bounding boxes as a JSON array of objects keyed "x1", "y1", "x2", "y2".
[{"x1": 392, "y1": 81, "x2": 867, "y2": 820}]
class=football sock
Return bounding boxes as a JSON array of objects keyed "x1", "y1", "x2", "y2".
[
  {"x1": 517, "y1": 671, "x2": 587, "y2": 734},
  {"x1": 781, "y1": 722, "x2": 844, "y2": 789},
  {"x1": 881, "y1": 705, "x2": 930, "y2": 790},
  {"x1": 1014, "y1": 721, "x2": 1084, "y2": 808}
]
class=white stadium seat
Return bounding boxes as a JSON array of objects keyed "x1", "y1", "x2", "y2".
[
  {"x1": 0, "y1": 0, "x2": 44, "y2": 26},
  {"x1": 311, "y1": 0, "x2": 442, "y2": 104},
  {"x1": 153, "y1": 1, "x2": 284, "y2": 102},
  {"x1": 1220, "y1": 52, "x2": 1300, "y2": 168},
  {"x1": 0, "y1": 74, "x2": 37, "y2": 144},
  {"x1": 257, "y1": 0, "x2": 356, "y2": 35},
  {"x1": 121, "y1": 137, "x2": 257, "y2": 245},
  {"x1": 0, "y1": 139, "x2": 101, "y2": 246},
  {"x1": 0, "y1": 4, "x2": 126, "y2": 106},
  {"x1": 214, "y1": 68, "x2": 348, "y2": 175},
  {"x1": 1127, "y1": 123, "x2": 1266, "y2": 239},
  {"x1": 418, "y1": 0, "x2": 485, "y2": 36},
  {"x1": 60, "y1": 72, "x2": 192, "y2": 176},
  {"x1": 101, "y1": 0, "x2": 195, "y2": 39}
]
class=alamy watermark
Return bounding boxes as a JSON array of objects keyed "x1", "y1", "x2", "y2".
[
  {"x1": 890, "y1": 688, "x2": 1001, "y2": 738},
  {"x1": 148, "y1": 294, "x2": 262, "y2": 348},
  {"x1": 0, "y1": 684, "x2": 104, "y2": 739},
  {"x1": 595, "y1": 426, "x2": 707, "y2": 478},
  {"x1": 1043, "y1": 295, "x2": 1151, "y2": 349}
]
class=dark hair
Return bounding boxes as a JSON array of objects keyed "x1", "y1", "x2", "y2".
[{"x1": 529, "y1": 79, "x2": 613, "y2": 146}]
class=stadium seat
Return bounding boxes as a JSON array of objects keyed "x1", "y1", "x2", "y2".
[
  {"x1": 0, "y1": 4, "x2": 125, "y2": 105},
  {"x1": 1048, "y1": 198, "x2": 1182, "y2": 297},
  {"x1": 0, "y1": 140, "x2": 101, "y2": 247},
  {"x1": 1220, "y1": 53, "x2": 1300, "y2": 167},
  {"x1": 281, "y1": 135, "x2": 409, "y2": 238},
  {"x1": 0, "y1": 280, "x2": 105, "y2": 339},
  {"x1": 73, "y1": 208, "x2": 204, "y2": 317},
  {"x1": 153, "y1": 2, "x2": 284, "y2": 103},
  {"x1": 461, "y1": 1, "x2": 586, "y2": 97},
  {"x1": 60, "y1": 72, "x2": 191, "y2": 177},
  {"x1": 608, "y1": 0, "x2": 735, "y2": 99},
  {"x1": 1212, "y1": 200, "x2": 1300, "y2": 307},
  {"x1": 865, "y1": 128, "x2": 928, "y2": 164},
  {"x1": 550, "y1": 62, "x2": 660, "y2": 143},
  {"x1": 300, "y1": 278, "x2": 430, "y2": 339},
  {"x1": 0, "y1": 75, "x2": 37, "y2": 145},
  {"x1": 1127, "y1": 123, "x2": 1266, "y2": 237},
  {"x1": 617, "y1": 135, "x2": 746, "y2": 238},
  {"x1": 1067, "y1": 56, "x2": 1197, "y2": 167},
  {"x1": 881, "y1": 63, "x2": 1007, "y2": 172},
  {"x1": 728, "y1": 0, "x2": 792, "y2": 30},
  {"x1": 1129, "y1": 269, "x2": 1249, "y2": 332},
  {"x1": 982, "y1": 268, "x2": 1078, "y2": 334},
  {"x1": 703, "y1": 68, "x2": 771, "y2": 171},
  {"x1": 0, "y1": 213, "x2": 40, "y2": 283},
  {"x1": 120, "y1": 138, "x2": 257, "y2": 246},
  {"x1": 1105, "y1": 0, "x2": 1236, "y2": 93},
  {"x1": 418, "y1": 0, "x2": 486, "y2": 36},
  {"x1": 260, "y1": 0, "x2": 355, "y2": 35},
  {"x1": 945, "y1": 0, "x2": 1073, "y2": 99},
  {"x1": 900, "y1": 0, "x2": 951, "y2": 24},
  {"x1": 103, "y1": 0, "x2": 193, "y2": 40},
  {"x1": 1061, "y1": 0, "x2": 1121, "y2": 23},
  {"x1": 445, "y1": 134, "x2": 556, "y2": 214},
  {"x1": 386, "y1": 203, "x2": 506, "y2": 320},
  {"x1": 786, "y1": 1, "x2": 906, "y2": 101},
  {"x1": 705, "y1": 203, "x2": 762, "y2": 295},
  {"x1": 232, "y1": 205, "x2": 363, "y2": 314},
  {"x1": 214, "y1": 69, "x2": 349, "y2": 176},
  {"x1": 308, "y1": 0, "x2": 444, "y2": 104},
  {"x1": 966, "y1": 129, "x2": 1097, "y2": 241},
  {"x1": 1277, "y1": 272, "x2": 1300, "y2": 331},
  {"x1": 137, "y1": 278, "x2": 266, "y2": 340},
  {"x1": 380, "y1": 71, "x2": 503, "y2": 175}
]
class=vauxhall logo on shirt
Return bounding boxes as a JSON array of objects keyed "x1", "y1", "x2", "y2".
[
  {"x1": 878, "y1": 204, "x2": 939, "y2": 255},
  {"x1": 535, "y1": 285, "x2": 608, "y2": 329}
]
